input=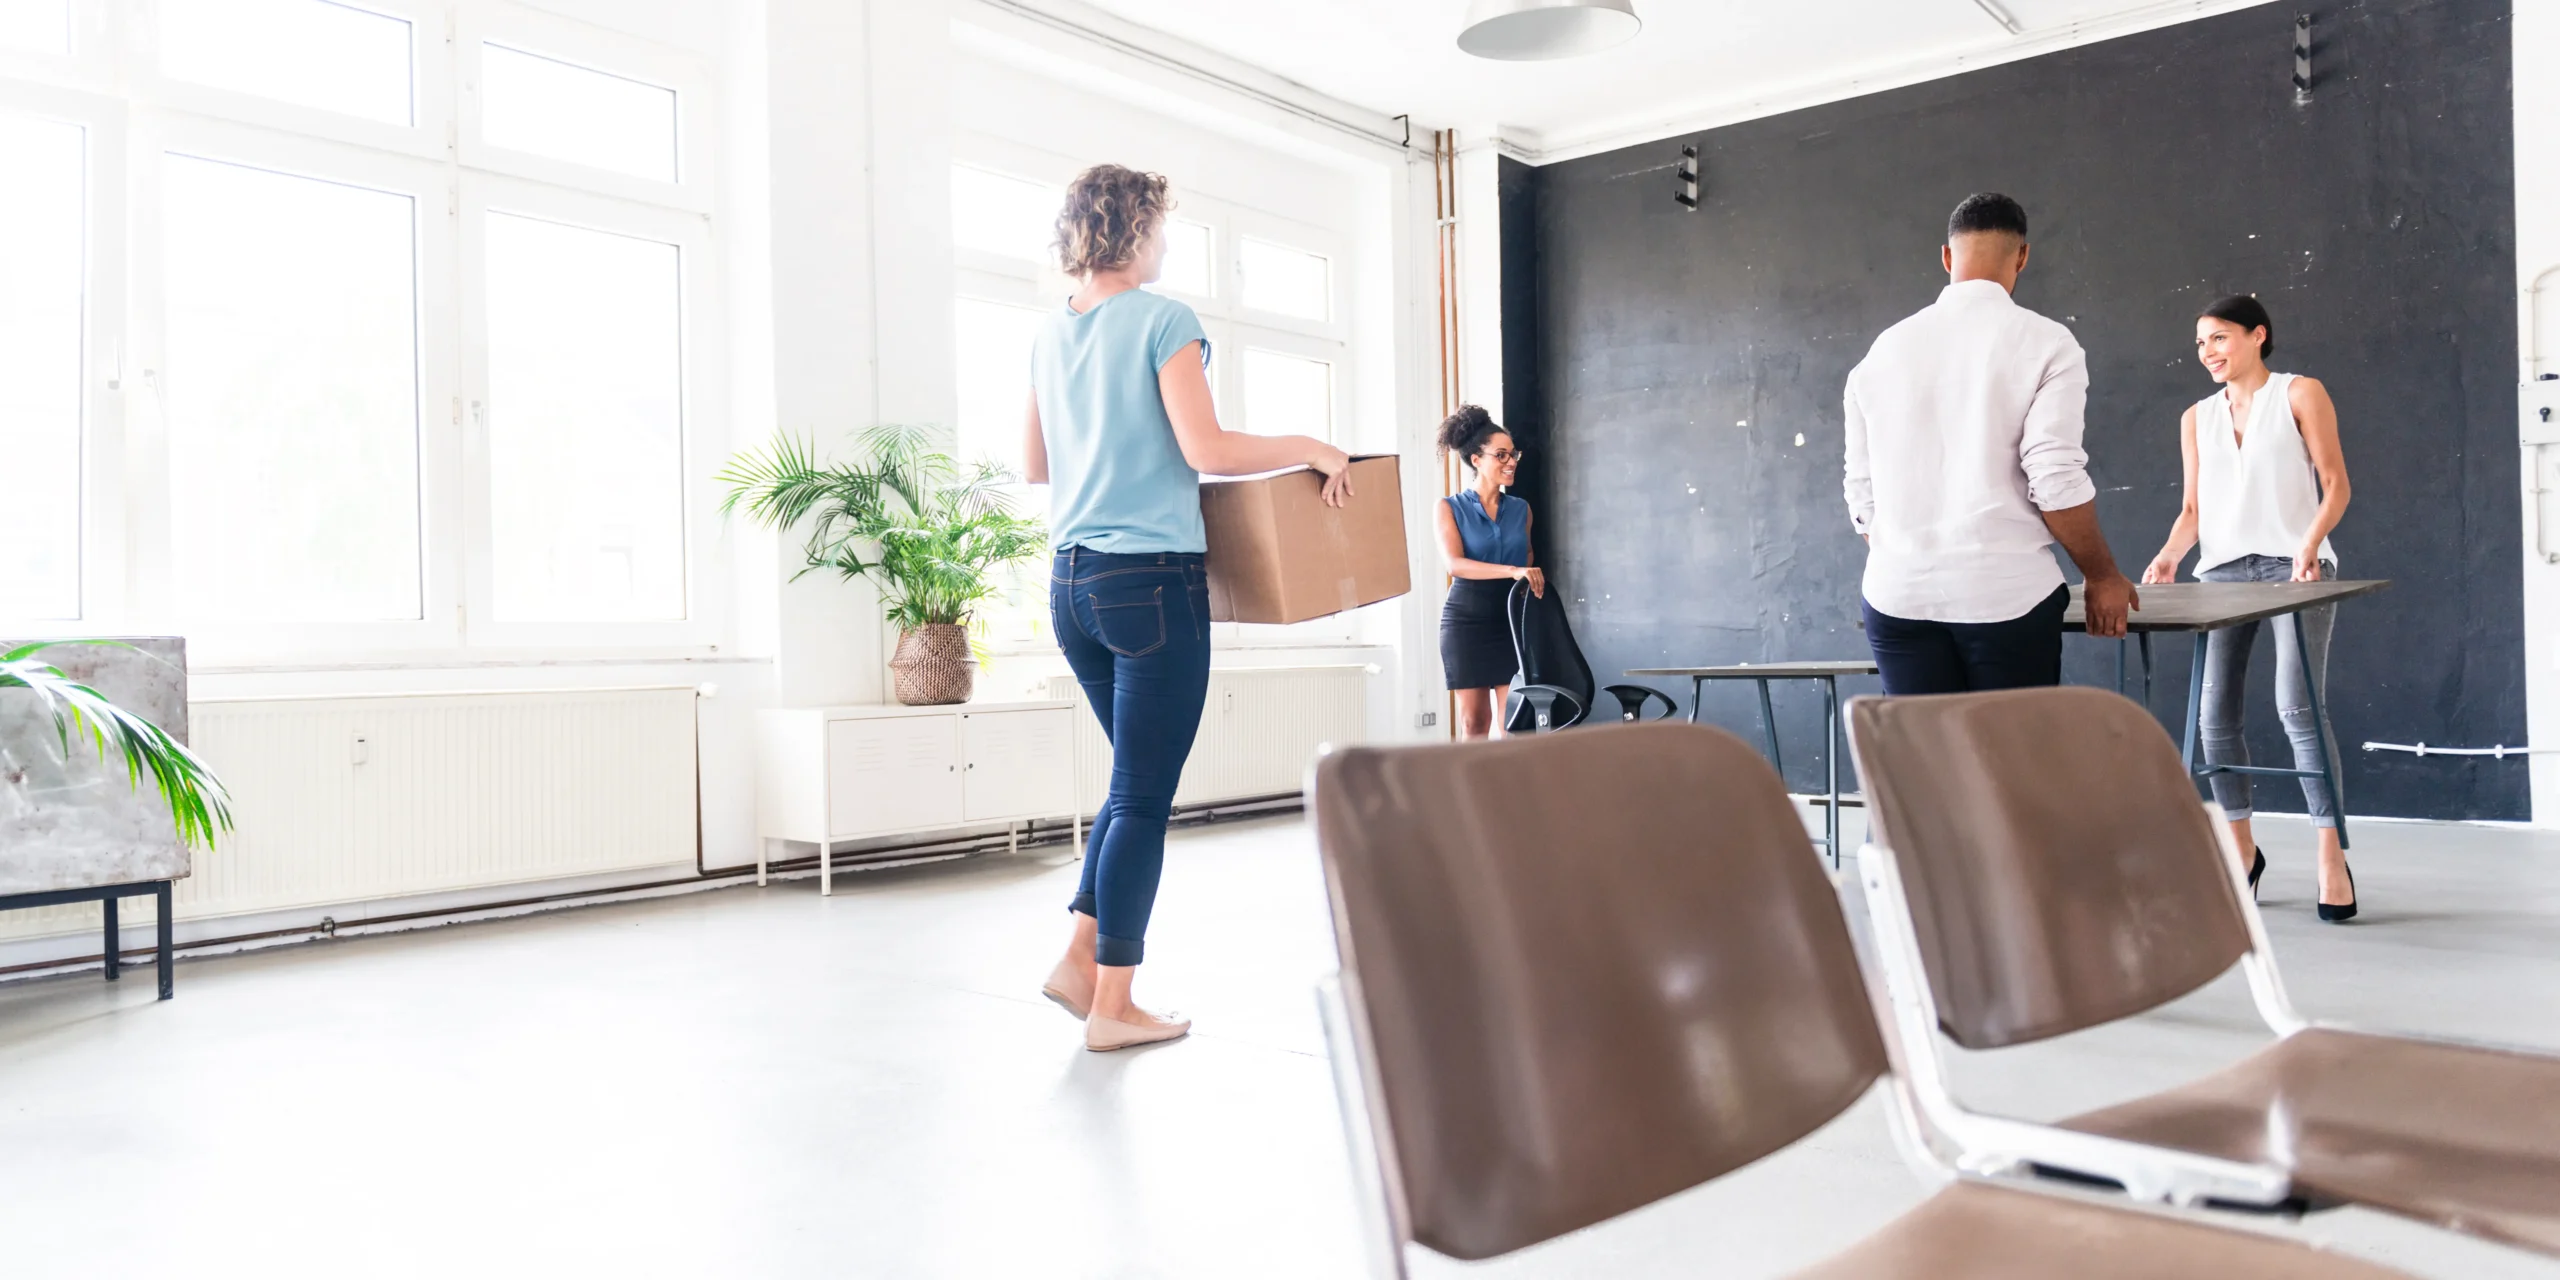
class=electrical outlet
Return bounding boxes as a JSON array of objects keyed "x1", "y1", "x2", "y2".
[{"x1": 1415, "y1": 711, "x2": 1438, "y2": 729}]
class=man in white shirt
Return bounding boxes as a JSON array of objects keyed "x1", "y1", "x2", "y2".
[{"x1": 1843, "y1": 193, "x2": 2138, "y2": 695}]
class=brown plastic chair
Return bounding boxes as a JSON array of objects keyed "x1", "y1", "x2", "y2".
[
  {"x1": 1309, "y1": 722, "x2": 2412, "y2": 1279},
  {"x1": 1847, "y1": 686, "x2": 2560, "y2": 1258}
]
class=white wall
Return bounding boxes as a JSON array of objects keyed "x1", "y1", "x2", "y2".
[{"x1": 2517, "y1": 1, "x2": 2560, "y2": 823}]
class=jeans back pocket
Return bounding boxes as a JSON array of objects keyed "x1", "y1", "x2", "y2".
[{"x1": 1090, "y1": 586, "x2": 1167, "y2": 658}]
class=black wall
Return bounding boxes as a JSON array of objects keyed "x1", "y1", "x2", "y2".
[{"x1": 1516, "y1": 0, "x2": 2523, "y2": 820}]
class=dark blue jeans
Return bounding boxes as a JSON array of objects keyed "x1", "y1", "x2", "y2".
[
  {"x1": 1862, "y1": 584, "x2": 2069, "y2": 696},
  {"x1": 1052, "y1": 547, "x2": 1213, "y2": 968}
]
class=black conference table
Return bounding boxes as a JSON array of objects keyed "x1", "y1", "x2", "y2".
[
  {"x1": 1622, "y1": 660, "x2": 1876, "y2": 866},
  {"x1": 2067, "y1": 578, "x2": 2389, "y2": 848}
]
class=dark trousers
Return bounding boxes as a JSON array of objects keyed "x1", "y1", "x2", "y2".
[
  {"x1": 1862, "y1": 584, "x2": 2069, "y2": 696},
  {"x1": 1051, "y1": 547, "x2": 1214, "y2": 968}
]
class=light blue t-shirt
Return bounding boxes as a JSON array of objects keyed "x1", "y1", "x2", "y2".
[{"x1": 1032, "y1": 289, "x2": 1211, "y2": 554}]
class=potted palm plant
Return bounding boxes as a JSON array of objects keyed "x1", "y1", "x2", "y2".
[
  {"x1": 720, "y1": 424, "x2": 1047, "y2": 706},
  {"x1": 1, "y1": 641, "x2": 232, "y2": 850}
]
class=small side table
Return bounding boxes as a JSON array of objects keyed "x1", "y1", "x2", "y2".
[{"x1": 1623, "y1": 661, "x2": 1880, "y2": 867}]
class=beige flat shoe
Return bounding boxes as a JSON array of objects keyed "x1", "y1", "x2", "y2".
[
  {"x1": 1041, "y1": 958, "x2": 1091, "y2": 1021},
  {"x1": 1085, "y1": 1010, "x2": 1191, "y2": 1052}
]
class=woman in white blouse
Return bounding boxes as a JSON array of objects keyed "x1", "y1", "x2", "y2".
[{"x1": 2142, "y1": 295, "x2": 2355, "y2": 921}]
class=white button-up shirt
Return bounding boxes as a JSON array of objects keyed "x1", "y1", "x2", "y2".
[{"x1": 1843, "y1": 279, "x2": 2096, "y2": 623}]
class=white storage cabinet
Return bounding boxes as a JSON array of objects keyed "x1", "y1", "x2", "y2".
[{"x1": 755, "y1": 701, "x2": 1079, "y2": 894}]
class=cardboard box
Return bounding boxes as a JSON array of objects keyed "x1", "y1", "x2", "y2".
[{"x1": 1200, "y1": 454, "x2": 1411, "y2": 624}]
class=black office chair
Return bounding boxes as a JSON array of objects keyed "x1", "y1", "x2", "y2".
[{"x1": 1503, "y1": 579, "x2": 1676, "y2": 733}]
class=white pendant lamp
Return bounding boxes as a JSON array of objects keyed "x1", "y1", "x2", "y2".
[{"x1": 1457, "y1": 0, "x2": 1641, "y2": 61}]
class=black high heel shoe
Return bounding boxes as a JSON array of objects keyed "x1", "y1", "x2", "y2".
[
  {"x1": 2318, "y1": 861, "x2": 2357, "y2": 923},
  {"x1": 2247, "y1": 846, "x2": 2267, "y2": 901}
]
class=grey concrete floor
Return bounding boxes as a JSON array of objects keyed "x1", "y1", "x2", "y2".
[{"x1": 0, "y1": 809, "x2": 2556, "y2": 1279}]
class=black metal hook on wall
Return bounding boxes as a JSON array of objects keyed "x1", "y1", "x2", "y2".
[{"x1": 1675, "y1": 145, "x2": 1699, "y2": 211}]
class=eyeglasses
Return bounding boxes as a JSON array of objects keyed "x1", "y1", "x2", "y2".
[{"x1": 1482, "y1": 448, "x2": 1526, "y2": 463}]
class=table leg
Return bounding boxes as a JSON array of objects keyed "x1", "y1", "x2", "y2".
[
  {"x1": 2115, "y1": 637, "x2": 2126, "y2": 694},
  {"x1": 2292, "y1": 608, "x2": 2350, "y2": 851},
  {"x1": 1823, "y1": 676, "x2": 1841, "y2": 869},
  {"x1": 1757, "y1": 679, "x2": 1783, "y2": 786},
  {"x1": 2141, "y1": 633, "x2": 2155, "y2": 709},
  {"x1": 1688, "y1": 676, "x2": 1705, "y2": 725},
  {"x1": 102, "y1": 895, "x2": 119, "y2": 982},
  {"x1": 156, "y1": 881, "x2": 173, "y2": 1000},
  {"x1": 2183, "y1": 632, "x2": 2208, "y2": 778}
]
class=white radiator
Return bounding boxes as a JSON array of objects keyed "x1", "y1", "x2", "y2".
[
  {"x1": 1045, "y1": 665, "x2": 1368, "y2": 811},
  {"x1": 0, "y1": 687, "x2": 699, "y2": 942}
]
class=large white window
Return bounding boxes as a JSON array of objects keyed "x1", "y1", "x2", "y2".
[
  {"x1": 479, "y1": 44, "x2": 676, "y2": 182},
  {"x1": 162, "y1": 154, "x2": 424, "y2": 623},
  {"x1": 483, "y1": 211, "x2": 686, "y2": 622},
  {"x1": 952, "y1": 295, "x2": 1048, "y2": 646},
  {"x1": 0, "y1": 0, "x2": 70, "y2": 56},
  {"x1": 948, "y1": 153, "x2": 1354, "y2": 650},
  {"x1": 0, "y1": 2, "x2": 724, "y2": 658},
  {"x1": 157, "y1": 0, "x2": 415, "y2": 126},
  {"x1": 0, "y1": 113, "x2": 85, "y2": 619}
]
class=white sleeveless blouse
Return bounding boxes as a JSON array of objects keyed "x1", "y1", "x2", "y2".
[{"x1": 2195, "y1": 371, "x2": 2336, "y2": 573}]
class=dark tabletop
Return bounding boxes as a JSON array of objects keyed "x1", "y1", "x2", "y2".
[
  {"x1": 2063, "y1": 579, "x2": 2389, "y2": 633},
  {"x1": 1626, "y1": 660, "x2": 1880, "y2": 678}
]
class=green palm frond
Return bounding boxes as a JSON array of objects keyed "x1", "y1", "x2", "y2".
[
  {"x1": 720, "y1": 425, "x2": 1048, "y2": 628},
  {"x1": 0, "y1": 641, "x2": 234, "y2": 851}
]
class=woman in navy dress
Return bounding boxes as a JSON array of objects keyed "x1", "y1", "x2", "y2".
[{"x1": 1434, "y1": 405, "x2": 1540, "y2": 739}]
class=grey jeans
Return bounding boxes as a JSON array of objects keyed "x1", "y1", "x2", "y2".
[{"x1": 2197, "y1": 553, "x2": 2342, "y2": 826}]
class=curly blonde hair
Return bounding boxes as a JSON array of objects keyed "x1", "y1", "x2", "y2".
[{"x1": 1053, "y1": 164, "x2": 1171, "y2": 277}]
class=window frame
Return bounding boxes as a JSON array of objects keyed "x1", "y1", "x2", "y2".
[
  {"x1": 456, "y1": 171, "x2": 721, "y2": 650},
  {"x1": 0, "y1": 1, "x2": 732, "y2": 663},
  {"x1": 130, "y1": 0, "x2": 452, "y2": 162},
  {"x1": 0, "y1": 80, "x2": 125, "y2": 628},
  {"x1": 133, "y1": 111, "x2": 462, "y2": 659},
  {"x1": 456, "y1": 2, "x2": 715, "y2": 215}
]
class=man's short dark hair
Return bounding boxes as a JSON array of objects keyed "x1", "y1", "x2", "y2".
[{"x1": 1948, "y1": 192, "x2": 2029, "y2": 241}]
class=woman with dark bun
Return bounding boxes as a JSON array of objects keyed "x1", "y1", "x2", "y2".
[
  {"x1": 2142, "y1": 294, "x2": 2357, "y2": 921},
  {"x1": 1433, "y1": 405, "x2": 1539, "y2": 739}
]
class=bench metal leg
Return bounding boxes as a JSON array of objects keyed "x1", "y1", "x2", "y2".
[
  {"x1": 1687, "y1": 676, "x2": 1705, "y2": 725},
  {"x1": 102, "y1": 895, "x2": 119, "y2": 982},
  {"x1": 155, "y1": 881, "x2": 173, "y2": 1000},
  {"x1": 2291, "y1": 609, "x2": 2349, "y2": 851}
]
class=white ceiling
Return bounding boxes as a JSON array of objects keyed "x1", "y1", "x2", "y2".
[{"x1": 1069, "y1": 0, "x2": 2278, "y2": 159}]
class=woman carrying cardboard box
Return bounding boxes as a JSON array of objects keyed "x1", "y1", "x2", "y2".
[{"x1": 1021, "y1": 164, "x2": 1353, "y2": 1051}]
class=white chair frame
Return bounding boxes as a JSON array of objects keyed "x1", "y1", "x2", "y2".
[{"x1": 1852, "y1": 804, "x2": 2305, "y2": 1210}]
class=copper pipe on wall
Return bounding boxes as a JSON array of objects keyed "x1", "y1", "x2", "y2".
[{"x1": 1434, "y1": 130, "x2": 1462, "y2": 739}]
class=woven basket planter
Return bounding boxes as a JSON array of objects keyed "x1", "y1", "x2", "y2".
[{"x1": 890, "y1": 623, "x2": 976, "y2": 706}]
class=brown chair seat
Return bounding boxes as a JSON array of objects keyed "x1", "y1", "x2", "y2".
[
  {"x1": 1792, "y1": 1180, "x2": 2408, "y2": 1280},
  {"x1": 2060, "y1": 1027, "x2": 2560, "y2": 1255}
]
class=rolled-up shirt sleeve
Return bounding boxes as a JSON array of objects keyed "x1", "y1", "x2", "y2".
[
  {"x1": 2020, "y1": 337, "x2": 2096, "y2": 511},
  {"x1": 1843, "y1": 376, "x2": 1875, "y2": 534}
]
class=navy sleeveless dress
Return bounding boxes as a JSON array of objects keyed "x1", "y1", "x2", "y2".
[{"x1": 1441, "y1": 492, "x2": 1532, "y2": 690}]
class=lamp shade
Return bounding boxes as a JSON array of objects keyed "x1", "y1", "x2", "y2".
[{"x1": 1457, "y1": 0, "x2": 1641, "y2": 61}]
